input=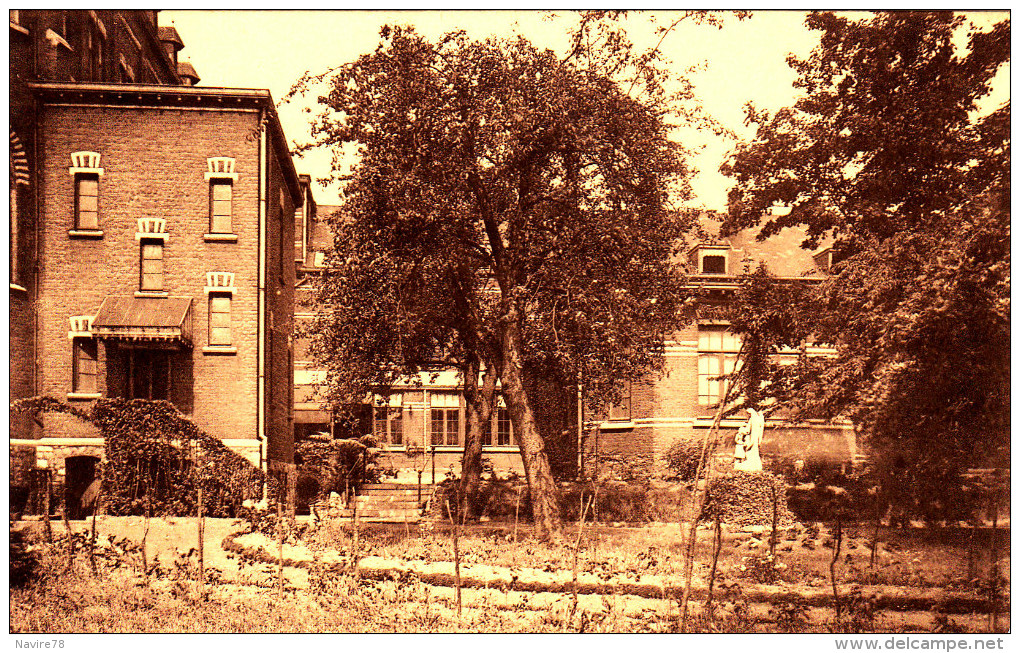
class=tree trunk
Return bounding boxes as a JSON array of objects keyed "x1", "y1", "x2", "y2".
[
  {"x1": 500, "y1": 315, "x2": 562, "y2": 540},
  {"x1": 461, "y1": 359, "x2": 496, "y2": 519}
]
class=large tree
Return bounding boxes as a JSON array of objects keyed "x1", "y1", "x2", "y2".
[
  {"x1": 302, "y1": 26, "x2": 694, "y2": 539},
  {"x1": 721, "y1": 11, "x2": 1009, "y2": 519}
]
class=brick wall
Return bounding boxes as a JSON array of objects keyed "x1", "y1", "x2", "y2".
[
  {"x1": 37, "y1": 103, "x2": 266, "y2": 447},
  {"x1": 265, "y1": 144, "x2": 296, "y2": 463}
]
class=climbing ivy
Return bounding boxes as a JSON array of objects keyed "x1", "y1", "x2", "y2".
[{"x1": 10, "y1": 396, "x2": 275, "y2": 517}]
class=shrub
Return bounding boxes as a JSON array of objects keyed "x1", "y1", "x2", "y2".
[
  {"x1": 701, "y1": 471, "x2": 795, "y2": 527},
  {"x1": 10, "y1": 396, "x2": 271, "y2": 518},
  {"x1": 10, "y1": 527, "x2": 40, "y2": 588},
  {"x1": 664, "y1": 437, "x2": 703, "y2": 482},
  {"x1": 295, "y1": 433, "x2": 389, "y2": 506},
  {"x1": 737, "y1": 552, "x2": 790, "y2": 584}
]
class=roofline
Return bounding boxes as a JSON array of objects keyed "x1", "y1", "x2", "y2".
[{"x1": 29, "y1": 81, "x2": 302, "y2": 207}]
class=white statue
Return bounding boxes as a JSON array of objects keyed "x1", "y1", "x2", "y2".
[{"x1": 733, "y1": 407, "x2": 765, "y2": 472}]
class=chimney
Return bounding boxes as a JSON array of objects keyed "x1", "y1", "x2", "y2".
[{"x1": 177, "y1": 60, "x2": 200, "y2": 86}]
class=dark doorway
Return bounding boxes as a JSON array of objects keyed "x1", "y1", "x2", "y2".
[
  {"x1": 130, "y1": 349, "x2": 171, "y2": 400},
  {"x1": 64, "y1": 455, "x2": 100, "y2": 519}
]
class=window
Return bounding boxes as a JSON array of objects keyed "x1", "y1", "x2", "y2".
[
  {"x1": 139, "y1": 240, "x2": 163, "y2": 291},
  {"x1": 208, "y1": 294, "x2": 231, "y2": 346},
  {"x1": 430, "y1": 392, "x2": 461, "y2": 446},
  {"x1": 494, "y1": 404, "x2": 513, "y2": 446},
  {"x1": 72, "y1": 338, "x2": 98, "y2": 394},
  {"x1": 607, "y1": 382, "x2": 632, "y2": 421},
  {"x1": 75, "y1": 173, "x2": 99, "y2": 230},
  {"x1": 481, "y1": 398, "x2": 514, "y2": 447},
  {"x1": 69, "y1": 151, "x2": 103, "y2": 234},
  {"x1": 372, "y1": 395, "x2": 403, "y2": 445},
  {"x1": 702, "y1": 255, "x2": 727, "y2": 274},
  {"x1": 205, "y1": 158, "x2": 238, "y2": 240},
  {"x1": 698, "y1": 325, "x2": 741, "y2": 406},
  {"x1": 209, "y1": 180, "x2": 232, "y2": 233}
]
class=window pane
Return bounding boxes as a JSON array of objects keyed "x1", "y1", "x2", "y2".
[
  {"x1": 390, "y1": 411, "x2": 402, "y2": 445},
  {"x1": 211, "y1": 211, "x2": 231, "y2": 234},
  {"x1": 497, "y1": 408, "x2": 512, "y2": 446},
  {"x1": 374, "y1": 407, "x2": 388, "y2": 442},
  {"x1": 210, "y1": 295, "x2": 230, "y2": 313},
  {"x1": 142, "y1": 243, "x2": 163, "y2": 260},
  {"x1": 446, "y1": 410, "x2": 459, "y2": 445},
  {"x1": 430, "y1": 409, "x2": 443, "y2": 445},
  {"x1": 141, "y1": 273, "x2": 161, "y2": 291},
  {"x1": 702, "y1": 255, "x2": 726, "y2": 274},
  {"x1": 210, "y1": 326, "x2": 231, "y2": 345},
  {"x1": 210, "y1": 182, "x2": 232, "y2": 233},
  {"x1": 78, "y1": 194, "x2": 98, "y2": 212},
  {"x1": 77, "y1": 210, "x2": 99, "y2": 230},
  {"x1": 78, "y1": 177, "x2": 98, "y2": 196},
  {"x1": 212, "y1": 182, "x2": 231, "y2": 200},
  {"x1": 74, "y1": 340, "x2": 97, "y2": 393},
  {"x1": 209, "y1": 311, "x2": 230, "y2": 328}
]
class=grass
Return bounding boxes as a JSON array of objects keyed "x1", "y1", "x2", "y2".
[{"x1": 10, "y1": 519, "x2": 1010, "y2": 633}]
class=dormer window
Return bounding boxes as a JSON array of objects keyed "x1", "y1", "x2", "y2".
[
  {"x1": 812, "y1": 245, "x2": 849, "y2": 273},
  {"x1": 69, "y1": 151, "x2": 103, "y2": 237},
  {"x1": 689, "y1": 243, "x2": 731, "y2": 275},
  {"x1": 702, "y1": 255, "x2": 727, "y2": 274}
]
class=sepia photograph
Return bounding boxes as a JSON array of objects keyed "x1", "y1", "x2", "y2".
[{"x1": 8, "y1": 7, "x2": 1010, "y2": 640}]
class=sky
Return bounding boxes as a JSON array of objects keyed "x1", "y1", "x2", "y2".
[{"x1": 161, "y1": 9, "x2": 1009, "y2": 211}]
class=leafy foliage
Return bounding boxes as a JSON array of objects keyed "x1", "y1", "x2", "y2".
[
  {"x1": 720, "y1": 11, "x2": 1009, "y2": 520},
  {"x1": 10, "y1": 527, "x2": 41, "y2": 588},
  {"x1": 664, "y1": 437, "x2": 703, "y2": 482},
  {"x1": 11, "y1": 396, "x2": 271, "y2": 517},
  {"x1": 294, "y1": 432, "x2": 388, "y2": 503},
  {"x1": 701, "y1": 472, "x2": 794, "y2": 527},
  {"x1": 294, "y1": 23, "x2": 709, "y2": 538}
]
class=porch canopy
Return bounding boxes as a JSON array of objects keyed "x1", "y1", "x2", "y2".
[{"x1": 91, "y1": 296, "x2": 193, "y2": 348}]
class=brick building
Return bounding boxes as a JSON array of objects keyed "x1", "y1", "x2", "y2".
[
  {"x1": 11, "y1": 10, "x2": 194, "y2": 437},
  {"x1": 10, "y1": 11, "x2": 302, "y2": 510},
  {"x1": 587, "y1": 215, "x2": 856, "y2": 481},
  {"x1": 291, "y1": 206, "x2": 853, "y2": 482}
]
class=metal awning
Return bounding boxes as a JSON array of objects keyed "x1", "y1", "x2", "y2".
[{"x1": 91, "y1": 296, "x2": 193, "y2": 347}]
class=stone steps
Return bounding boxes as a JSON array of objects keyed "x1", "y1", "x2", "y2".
[{"x1": 341, "y1": 483, "x2": 437, "y2": 522}]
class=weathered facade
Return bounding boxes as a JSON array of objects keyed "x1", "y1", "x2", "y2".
[{"x1": 10, "y1": 11, "x2": 302, "y2": 510}]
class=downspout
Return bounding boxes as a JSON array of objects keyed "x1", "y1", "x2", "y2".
[
  {"x1": 32, "y1": 98, "x2": 41, "y2": 405},
  {"x1": 257, "y1": 109, "x2": 268, "y2": 474}
]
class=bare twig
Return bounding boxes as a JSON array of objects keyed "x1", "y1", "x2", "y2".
[
  {"x1": 513, "y1": 489, "x2": 522, "y2": 544},
  {"x1": 680, "y1": 344, "x2": 747, "y2": 631},
  {"x1": 61, "y1": 489, "x2": 73, "y2": 572},
  {"x1": 42, "y1": 470, "x2": 52, "y2": 543},
  {"x1": 446, "y1": 500, "x2": 463, "y2": 617},
  {"x1": 830, "y1": 517, "x2": 843, "y2": 626},
  {"x1": 706, "y1": 516, "x2": 723, "y2": 611},
  {"x1": 89, "y1": 482, "x2": 102, "y2": 575},
  {"x1": 770, "y1": 480, "x2": 779, "y2": 558},
  {"x1": 566, "y1": 494, "x2": 594, "y2": 631},
  {"x1": 277, "y1": 483, "x2": 284, "y2": 594},
  {"x1": 988, "y1": 494, "x2": 1000, "y2": 632},
  {"x1": 197, "y1": 483, "x2": 205, "y2": 584}
]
